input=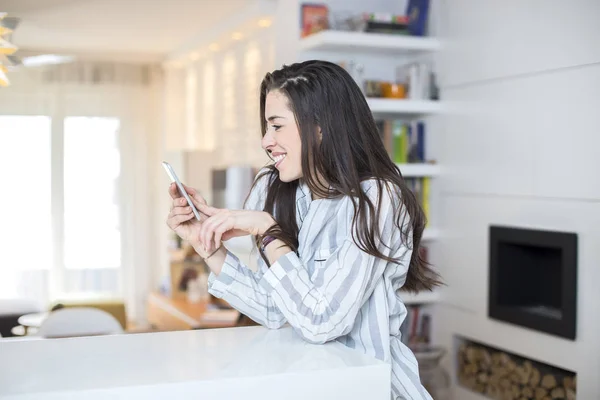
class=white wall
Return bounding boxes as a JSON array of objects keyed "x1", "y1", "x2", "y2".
[
  {"x1": 434, "y1": 1, "x2": 600, "y2": 398},
  {"x1": 162, "y1": 26, "x2": 274, "y2": 201},
  {"x1": 205, "y1": 27, "x2": 274, "y2": 170}
]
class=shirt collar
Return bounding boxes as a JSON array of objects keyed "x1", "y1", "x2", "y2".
[{"x1": 296, "y1": 180, "x2": 310, "y2": 224}]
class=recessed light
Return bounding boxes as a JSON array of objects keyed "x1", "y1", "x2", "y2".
[
  {"x1": 208, "y1": 43, "x2": 219, "y2": 52},
  {"x1": 258, "y1": 18, "x2": 271, "y2": 28},
  {"x1": 190, "y1": 52, "x2": 200, "y2": 61},
  {"x1": 232, "y1": 32, "x2": 243, "y2": 40}
]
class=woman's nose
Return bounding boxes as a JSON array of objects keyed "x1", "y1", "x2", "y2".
[{"x1": 262, "y1": 130, "x2": 275, "y2": 150}]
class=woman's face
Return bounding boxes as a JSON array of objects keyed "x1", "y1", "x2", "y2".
[{"x1": 262, "y1": 90, "x2": 303, "y2": 182}]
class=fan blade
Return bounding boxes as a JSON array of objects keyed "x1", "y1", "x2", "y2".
[{"x1": 0, "y1": 17, "x2": 20, "y2": 31}]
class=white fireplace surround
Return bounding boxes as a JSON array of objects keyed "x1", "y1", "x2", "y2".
[{"x1": 432, "y1": 1, "x2": 600, "y2": 398}]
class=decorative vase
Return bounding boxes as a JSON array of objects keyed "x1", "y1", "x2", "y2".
[{"x1": 414, "y1": 346, "x2": 451, "y2": 400}]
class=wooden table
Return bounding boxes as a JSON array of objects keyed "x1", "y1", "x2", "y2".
[{"x1": 146, "y1": 292, "x2": 242, "y2": 331}]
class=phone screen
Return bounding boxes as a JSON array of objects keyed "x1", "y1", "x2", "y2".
[{"x1": 162, "y1": 161, "x2": 202, "y2": 221}]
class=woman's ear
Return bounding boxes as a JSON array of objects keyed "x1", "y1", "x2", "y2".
[{"x1": 317, "y1": 127, "x2": 323, "y2": 142}]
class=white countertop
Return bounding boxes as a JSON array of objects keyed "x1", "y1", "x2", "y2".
[{"x1": 0, "y1": 326, "x2": 390, "y2": 400}]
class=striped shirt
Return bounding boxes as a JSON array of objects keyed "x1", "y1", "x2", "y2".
[{"x1": 208, "y1": 172, "x2": 433, "y2": 400}]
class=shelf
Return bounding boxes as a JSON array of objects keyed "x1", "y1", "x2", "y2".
[
  {"x1": 367, "y1": 98, "x2": 441, "y2": 118},
  {"x1": 422, "y1": 228, "x2": 439, "y2": 241},
  {"x1": 397, "y1": 163, "x2": 440, "y2": 177},
  {"x1": 453, "y1": 386, "x2": 489, "y2": 400},
  {"x1": 299, "y1": 30, "x2": 441, "y2": 55},
  {"x1": 400, "y1": 290, "x2": 440, "y2": 305}
]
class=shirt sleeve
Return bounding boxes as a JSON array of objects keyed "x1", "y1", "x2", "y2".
[
  {"x1": 258, "y1": 183, "x2": 410, "y2": 344},
  {"x1": 207, "y1": 168, "x2": 287, "y2": 329}
]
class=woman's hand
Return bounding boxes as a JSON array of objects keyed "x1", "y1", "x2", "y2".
[
  {"x1": 166, "y1": 182, "x2": 207, "y2": 249},
  {"x1": 197, "y1": 205, "x2": 276, "y2": 251}
]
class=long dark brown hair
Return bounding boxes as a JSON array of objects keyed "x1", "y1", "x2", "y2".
[{"x1": 251, "y1": 60, "x2": 441, "y2": 292}]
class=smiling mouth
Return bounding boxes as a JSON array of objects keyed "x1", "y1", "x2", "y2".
[{"x1": 273, "y1": 153, "x2": 287, "y2": 168}]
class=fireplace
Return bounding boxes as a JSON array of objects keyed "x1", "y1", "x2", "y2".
[{"x1": 488, "y1": 226, "x2": 577, "y2": 340}]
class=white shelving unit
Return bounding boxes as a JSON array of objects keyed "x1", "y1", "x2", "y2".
[
  {"x1": 299, "y1": 30, "x2": 441, "y2": 55},
  {"x1": 397, "y1": 163, "x2": 440, "y2": 177},
  {"x1": 367, "y1": 98, "x2": 441, "y2": 119},
  {"x1": 400, "y1": 290, "x2": 441, "y2": 305},
  {"x1": 422, "y1": 228, "x2": 440, "y2": 241}
]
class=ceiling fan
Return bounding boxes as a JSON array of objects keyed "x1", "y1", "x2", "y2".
[{"x1": 1, "y1": 13, "x2": 73, "y2": 81}]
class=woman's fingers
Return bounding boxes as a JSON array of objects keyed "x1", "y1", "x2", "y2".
[
  {"x1": 200, "y1": 212, "x2": 229, "y2": 251},
  {"x1": 212, "y1": 217, "x2": 234, "y2": 250},
  {"x1": 189, "y1": 196, "x2": 206, "y2": 213},
  {"x1": 171, "y1": 205, "x2": 193, "y2": 216},
  {"x1": 167, "y1": 211, "x2": 194, "y2": 229},
  {"x1": 168, "y1": 183, "x2": 180, "y2": 199},
  {"x1": 169, "y1": 182, "x2": 206, "y2": 207},
  {"x1": 211, "y1": 215, "x2": 230, "y2": 250},
  {"x1": 182, "y1": 184, "x2": 207, "y2": 205},
  {"x1": 182, "y1": 183, "x2": 198, "y2": 197},
  {"x1": 172, "y1": 197, "x2": 190, "y2": 209},
  {"x1": 196, "y1": 209, "x2": 261, "y2": 249},
  {"x1": 177, "y1": 184, "x2": 208, "y2": 217},
  {"x1": 221, "y1": 231, "x2": 236, "y2": 242},
  {"x1": 221, "y1": 229, "x2": 247, "y2": 242},
  {"x1": 198, "y1": 203, "x2": 220, "y2": 217},
  {"x1": 175, "y1": 213, "x2": 194, "y2": 225},
  {"x1": 200, "y1": 214, "x2": 220, "y2": 250}
]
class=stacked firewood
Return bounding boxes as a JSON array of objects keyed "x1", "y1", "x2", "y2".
[{"x1": 457, "y1": 342, "x2": 577, "y2": 400}]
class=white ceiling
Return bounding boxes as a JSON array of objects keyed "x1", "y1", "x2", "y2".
[{"x1": 4, "y1": 0, "x2": 252, "y2": 61}]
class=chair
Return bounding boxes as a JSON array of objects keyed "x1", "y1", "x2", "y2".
[
  {"x1": 37, "y1": 307, "x2": 124, "y2": 339},
  {"x1": 50, "y1": 297, "x2": 127, "y2": 330},
  {"x1": 0, "y1": 298, "x2": 42, "y2": 338}
]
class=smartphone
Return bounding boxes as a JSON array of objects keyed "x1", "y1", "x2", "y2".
[{"x1": 162, "y1": 161, "x2": 202, "y2": 221}]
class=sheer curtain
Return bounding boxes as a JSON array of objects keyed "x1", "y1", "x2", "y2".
[
  {"x1": 0, "y1": 62, "x2": 165, "y2": 323},
  {"x1": 0, "y1": 116, "x2": 53, "y2": 302}
]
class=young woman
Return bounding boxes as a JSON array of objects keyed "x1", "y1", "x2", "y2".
[{"x1": 166, "y1": 60, "x2": 441, "y2": 399}]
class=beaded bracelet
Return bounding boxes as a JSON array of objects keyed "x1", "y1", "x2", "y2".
[{"x1": 260, "y1": 235, "x2": 277, "y2": 253}]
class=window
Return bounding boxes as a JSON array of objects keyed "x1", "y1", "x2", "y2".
[
  {"x1": 63, "y1": 117, "x2": 121, "y2": 270},
  {"x1": 0, "y1": 116, "x2": 52, "y2": 298},
  {"x1": 0, "y1": 115, "x2": 122, "y2": 302}
]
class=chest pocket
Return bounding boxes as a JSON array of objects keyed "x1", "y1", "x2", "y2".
[
  {"x1": 311, "y1": 247, "x2": 337, "y2": 283},
  {"x1": 314, "y1": 247, "x2": 337, "y2": 263}
]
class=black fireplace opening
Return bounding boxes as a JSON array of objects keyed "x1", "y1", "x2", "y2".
[{"x1": 488, "y1": 226, "x2": 577, "y2": 340}]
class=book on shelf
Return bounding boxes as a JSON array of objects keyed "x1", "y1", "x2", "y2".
[
  {"x1": 360, "y1": 0, "x2": 430, "y2": 37},
  {"x1": 377, "y1": 119, "x2": 427, "y2": 164},
  {"x1": 376, "y1": 119, "x2": 431, "y2": 224},
  {"x1": 406, "y1": 177, "x2": 431, "y2": 225},
  {"x1": 362, "y1": 13, "x2": 409, "y2": 35},
  {"x1": 395, "y1": 62, "x2": 438, "y2": 100},
  {"x1": 405, "y1": 0, "x2": 431, "y2": 37},
  {"x1": 419, "y1": 245, "x2": 429, "y2": 264},
  {"x1": 422, "y1": 176, "x2": 430, "y2": 226},
  {"x1": 400, "y1": 303, "x2": 433, "y2": 349}
]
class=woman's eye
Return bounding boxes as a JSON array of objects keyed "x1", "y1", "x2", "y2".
[{"x1": 271, "y1": 125, "x2": 282, "y2": 131}]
